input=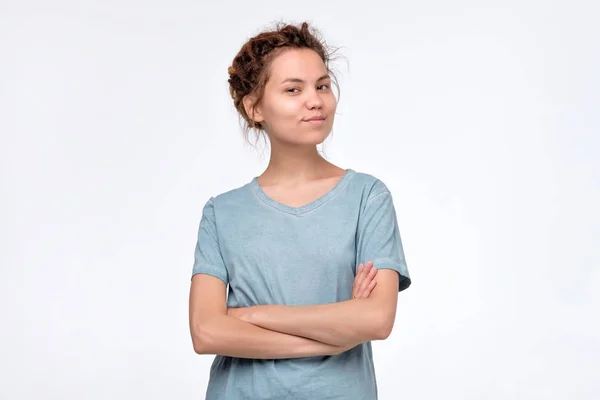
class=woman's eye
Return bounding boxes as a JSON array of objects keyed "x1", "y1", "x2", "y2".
[{"x1": 286, "y1": 84, "x2": 329, "y2": 94}]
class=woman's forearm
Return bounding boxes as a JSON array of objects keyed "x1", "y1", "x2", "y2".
[
  {"x1": 239, "y1": 299, "x2": 388, "y2": 348},
  {"x1": 192, "y1": 314, "x2": 349, "y2": 359},
  {"x1": 235, "y1": 270, "x2": 399, "y2": 347}
]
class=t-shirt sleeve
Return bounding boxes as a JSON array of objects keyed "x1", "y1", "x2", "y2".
[
  {"x1": 191, "y1": 197, "x2": 229, "y2": 285},
  {"x1": 356, "y1": 182, "x2": 411, "y2": 292}
]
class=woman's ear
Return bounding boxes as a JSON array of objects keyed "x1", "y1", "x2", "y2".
[{"x1": 242, "y1": 95, "x2": 264, "y2": 125}]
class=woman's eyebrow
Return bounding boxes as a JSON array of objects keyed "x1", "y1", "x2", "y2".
[{"x1": 280, "y1": 74, "x2": 330, "y2": 84}]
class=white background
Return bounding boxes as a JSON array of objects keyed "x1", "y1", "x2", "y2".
[{"x1": 1, "y1": 1, "x2": 599, "y2": 399}]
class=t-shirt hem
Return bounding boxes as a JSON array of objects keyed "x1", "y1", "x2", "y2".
[
  {"x1": 369, "y1": 258, "x2": 411, "y2": 292},
  {"x1": 191, "y1": 264, "x2": 228, "y2": 285}
]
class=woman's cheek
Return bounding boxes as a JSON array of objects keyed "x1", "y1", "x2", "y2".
[{"x1": 280, "y1": 98, "x2": 303, "y2": 115}]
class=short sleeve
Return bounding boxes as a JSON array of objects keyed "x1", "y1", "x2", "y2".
[
  {"x1": 356, "y1": 184, "x2": 411, "y2": 292},
  {"x1": 191, "y1": 197, "x2": 229, "y2": 284}
]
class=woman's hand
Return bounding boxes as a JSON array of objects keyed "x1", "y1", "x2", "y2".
[
  {"x1": 227, "y1": 261, "x2": 377, "y2": 322},
  {"x1": 352, "y1": 261, "x2": 377, "y2": 299}
]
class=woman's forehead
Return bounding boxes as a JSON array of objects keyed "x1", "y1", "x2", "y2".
[{"x1": 268, "y1": 49, "x2": 327, "y2": 82}]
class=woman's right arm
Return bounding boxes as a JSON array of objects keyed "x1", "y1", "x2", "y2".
[{"x1": 189, "y1": 273, "x2": 351, "y2": 359}]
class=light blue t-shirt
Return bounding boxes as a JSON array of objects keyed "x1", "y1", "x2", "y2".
[{"x1": 192, "y1": 168, "x2": 411, "y2": 400}]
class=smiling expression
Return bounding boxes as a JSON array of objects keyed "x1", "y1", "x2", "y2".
[{"x1": 245, "y1": 48, "x2": 337, "y2": 146}]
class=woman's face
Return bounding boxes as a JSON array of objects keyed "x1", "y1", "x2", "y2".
[{"x1": 246, "y1": 48, "x2": 337, "y2": 146}]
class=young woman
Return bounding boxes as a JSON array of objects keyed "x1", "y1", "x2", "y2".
[{"x1": 188, "y1": 21, "x2": 411, "y2": 400}]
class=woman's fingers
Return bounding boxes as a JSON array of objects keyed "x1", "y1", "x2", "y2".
[
  {"x1": 353, "y1": 261, "x2": 377, "y2": 299},
  {"x1": 352, "y1": 263, "x2": 364, "y2": 297},
  {"x1": 358, "y1": 262, "x2": 377, "y2": 297},
  {"x1": 365, "y1": 278, "x2": 377, "y2": 296}
]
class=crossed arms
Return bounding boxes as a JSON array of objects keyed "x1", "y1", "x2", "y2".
[{"x1": 188, "y1": 262, "x2": 400, "y2": 359}]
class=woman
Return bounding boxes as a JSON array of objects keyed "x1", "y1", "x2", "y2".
[{"x1": 188, "y1": 21, "x2": 411, "y2": 399}]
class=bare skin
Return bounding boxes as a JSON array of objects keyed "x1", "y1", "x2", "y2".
[
  {"x1": 352, "y1": 261, "x2": 378, "y2": 299},
  {"x1": 226, "y1": 264, "x2": 396, "y2": 348},
  {"x1": 189, "y1": 48, "x2": 398, "y2": 359},
  {"x1": 242, "y1": 48, "x2": 344, "y2": 208},
  {"x1": 256, "y1": 163, "x2": 347, "y2": 209},
  {"x1": 189, "y1": 263, "x2": 378, "y2": 359}
]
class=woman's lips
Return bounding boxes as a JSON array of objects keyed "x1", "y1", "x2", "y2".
[{"x1": 303, "y1": 116, "x2": 327, "y2": 125}]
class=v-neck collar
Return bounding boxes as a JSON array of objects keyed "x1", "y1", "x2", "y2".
[{"x1": 250, "y1": 169, "x2": 355, "y2": 215}]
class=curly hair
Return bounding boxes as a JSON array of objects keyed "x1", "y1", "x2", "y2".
[{"x1": 227, "y1": 21, "x2": 342, "y2": 145}]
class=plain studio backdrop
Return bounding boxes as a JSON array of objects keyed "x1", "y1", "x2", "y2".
[{"x1": 1, "y1": 1, "x2": 598, "y2": 399}]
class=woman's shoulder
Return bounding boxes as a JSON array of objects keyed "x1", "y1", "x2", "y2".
[
  {"x1": 201, "y1": 178, "x2": 254, "y2": 207},
  {"x1": 346, "y1": 169, "x2": 390, "y2": 198}
]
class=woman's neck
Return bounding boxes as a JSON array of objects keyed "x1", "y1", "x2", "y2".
[{"x1": 259, "y1": 145, "x2": 340, "y2": 185}]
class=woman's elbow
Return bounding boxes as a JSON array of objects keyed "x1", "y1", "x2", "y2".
[
  {"x1": 191, "y1": 323, "x2": 213, "y2": 354},
  {"x1": 373, "y1": 313, "x2": 395, "y2": 340},
  {"x1": 192, "y1": 338, "x2": 209, "y2": 355}
]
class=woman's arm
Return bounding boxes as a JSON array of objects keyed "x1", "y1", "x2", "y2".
[
  {"x1": 189, "y1": 273, "x2": 351, "y2": 359},
  {"x1": 229, "y1": 266, "x2": 400, "y2": 348},
  {"x1": 193, "y1": 314, "x2": 354, "y2": 359}
]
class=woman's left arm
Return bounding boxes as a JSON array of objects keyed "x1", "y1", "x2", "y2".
[
  {"x1": 231, "y1": 183, "x2": 411, "y2": 348},
  {"x1": 229, "y1": 268, "x2": 399, "y2": 347}
]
